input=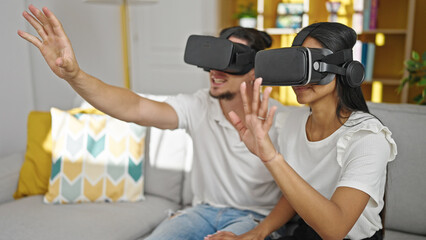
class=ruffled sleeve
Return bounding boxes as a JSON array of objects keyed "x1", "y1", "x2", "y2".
[
  {"x1": 335, "y1": 112, "x2": 397, "y2": 205},
  {"x1": 336, "y1": 114, "x2": 397, "y2": 167}
]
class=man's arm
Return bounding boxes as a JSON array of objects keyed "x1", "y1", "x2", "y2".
[
  {"x1": 18, "y1": 5, "x2": 178, "y2": 130},
  {"x1": 65, "y1": 71, "x2": 178, "y2": 129}
]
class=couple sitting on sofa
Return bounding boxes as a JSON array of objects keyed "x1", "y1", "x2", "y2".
[{"x1": 19, "y1": 5, "x2": 396, "y2": 240}]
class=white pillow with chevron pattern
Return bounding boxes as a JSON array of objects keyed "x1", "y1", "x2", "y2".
[{"x1": 44, "y1": 107, "x2": 146, "y2": 204}]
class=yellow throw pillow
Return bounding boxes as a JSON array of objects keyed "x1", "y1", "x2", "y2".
[
  {"x1": 14, "y1": 111, "x2": 52, "y2": 199},
  {"x1": 14, "y1": 108, "x2": 105, "y2": 199}
]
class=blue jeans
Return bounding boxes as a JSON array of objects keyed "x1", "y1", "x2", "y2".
[{"x1": 145, "y1": 204, "x2": 266, "y2": 240}]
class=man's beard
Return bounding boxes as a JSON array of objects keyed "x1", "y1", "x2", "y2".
[{"x1": 209, "y1": 91, "x2": 236, "y2": 100}]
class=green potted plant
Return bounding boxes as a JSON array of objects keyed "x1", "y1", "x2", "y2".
[
  {"x1": 398, "y1": 50, "x2": 426, "y2": 105},
  {"x1": 234, "y1": 3, "x2": 258, "y2": 28}
]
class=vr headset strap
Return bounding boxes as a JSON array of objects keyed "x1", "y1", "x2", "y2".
[
  {"x1": 315, "y1": 62, "x2": 346, "y2": 76},
  {"x1": 314, "y1": 49, "x2": 353, "y2": 76},
  {"x1": 321, "y1": 49, "x2": 353, "y2": 65},
  {"x1": 292, "y1": 24, "x2": 322, "y2": 46},
  {"x1": 220, "y1": 26, "x2": 243, "y2": 39}
]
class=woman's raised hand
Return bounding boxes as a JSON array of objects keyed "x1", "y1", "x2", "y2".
[
  {"x1": 229, "y1": 78, "x2": 278, "y2": 163},
  {"x1": 18, "y1": 5, "x2": 80, "y2": 81}
]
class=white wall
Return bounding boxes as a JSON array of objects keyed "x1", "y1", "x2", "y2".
[
  {"x1": 0, "y1": 0, "x2": 34, "y2": 157},
  {"x1": 129, "y1": 0, "x2": 216, "y2": 94},
  {"x1": 26, "y1": 0, "x2": 125, "y2": 110},
  {"x1": 0, "y1": 0, "x2": 218, "y2": 157},
  {"x1": 1, "y1": 0, "x2": 124, "y2": 157}
]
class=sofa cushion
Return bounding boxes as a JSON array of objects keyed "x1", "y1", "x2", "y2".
[
  {"x1": 14, "y1": 108, "x2": 105, "y2": 200},
  {"x1": 368, "y1": 102, "x2": 426, "y2": 236},
  {"x1": 0, "y1": 153, "x2": 25, "y2": 204},
  {"x1": 384, "y1": 229, "x2": 426, "y2": 240},
  {"x1": 0, "y1": 194, "x2": 179, "y2": 240},
  {"x1": 144, "y1": 127, "x2": 193, "y2": 204},
  {"x1": 76, "y1": 94, "x2": 195, "y2": 205},
  {"x1": 14, "y1": 111, "x2": 52, "y2": 199},
  {"x1": 44, "y1": 108, "x2": 146, "y2": 204}
]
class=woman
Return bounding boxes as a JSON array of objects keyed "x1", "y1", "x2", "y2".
[{"x1": 206, "y1": 22, "x2": 397, "y2": 240}]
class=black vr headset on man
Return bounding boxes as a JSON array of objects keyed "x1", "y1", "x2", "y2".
[
  {"x1": 183, "y1": 28, "x2": 256, "y2": 75},
  {"x1": 255, "y1": 24, "x2": 365, "y2": 88}
]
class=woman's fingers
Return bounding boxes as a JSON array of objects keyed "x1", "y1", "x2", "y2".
[
  {"x1": 251, "y1": 78, "x2": 262, "y2": 115},
  {"x1": 229, "y1": 111, "x2": 247, "y2": 137},
  {"x1": 266, "y1": 105, "x2": 277, "y2": 128},
  {"x1": 241, "y1": 78, "x2": 273, "y2": 126},
  {"x1": 240, "y1": 82, "x2": 251, "y2": 115},
  {"x1": 258, "y1": 85, "x2": 271, "y2": 120},
  {"x1": 28, "y1": 5, "x2": 54, "y2": 36}
]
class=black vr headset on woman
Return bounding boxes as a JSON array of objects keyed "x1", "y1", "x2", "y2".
[
  {"x1": 255, "y1": 24, "x2": 365, "y2": 87},
  {"x1": 183, "y1": 24, "x2": 365, "y2": 88}
]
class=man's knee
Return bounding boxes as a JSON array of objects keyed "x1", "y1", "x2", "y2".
[
  {"x1": 147, "y1": 207, "x2": 215, "y2": 240},
  {"x1": 167, "y1": 209, "x2": 186, "y2": 220}
]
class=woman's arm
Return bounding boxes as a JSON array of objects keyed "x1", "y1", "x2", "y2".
[
  {"x1": 249, "y1": 195, "x2": 297, "y2": 239},
  {"x1": 229, "y1": 78, "x2": 370, "y2": 239},
  {"x1": 265, "y1": 155, "x2": 369, "y2": 240},
  {"x1": 205, "y1": 196, "x2": 296, "y2": 240},
  {"x1": 18, "y1": 5, "x2": 178, "y2": 129}
]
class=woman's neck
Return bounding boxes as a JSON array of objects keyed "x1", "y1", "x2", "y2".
[{"x1": 306, "y1": 100, "x2": 351, "y2": 142}]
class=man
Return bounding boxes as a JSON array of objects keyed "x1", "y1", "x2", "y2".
[{"x1": 18, "y1": 5, "x2": 283, "y2": 239}]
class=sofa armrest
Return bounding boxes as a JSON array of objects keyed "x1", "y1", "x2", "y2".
[{"x1": 0, "y1": 152, "x2": 25, "y2": 204}]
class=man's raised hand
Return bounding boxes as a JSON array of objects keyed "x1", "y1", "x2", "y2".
[{"x1": 18, "y1": 5, "x2": 80, "y2": 81}]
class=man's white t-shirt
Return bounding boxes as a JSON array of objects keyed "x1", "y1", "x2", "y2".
[
  {"x1": 166, "y1": 89, "x2": 284, "y2": 216},
  {"x1": 275, "y1": 107, "x2": 397, "y2": 239}
]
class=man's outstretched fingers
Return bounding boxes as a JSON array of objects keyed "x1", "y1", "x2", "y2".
[
  {"x1": 28, "y1": 5, "x2": 54, "y2": 36},
  {"x1": 17, "y1": 29, "x2": 42, "y2": 49},
  {"x1": 43, "y1": 7, "x2": 66, "y2": 38},
  {"x1": 22, "y1": 11, "x2": 47, "y2": 41}
]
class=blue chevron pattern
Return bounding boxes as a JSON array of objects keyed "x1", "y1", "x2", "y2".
[{"x1": 45, "y1": 108, "x2": 146, "y2": 204}]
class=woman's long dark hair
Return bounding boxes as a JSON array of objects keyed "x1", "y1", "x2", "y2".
[{"x1": 303, "y1": 22, "x2": 370, "y2": 120}]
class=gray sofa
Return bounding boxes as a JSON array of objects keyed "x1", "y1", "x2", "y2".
[
  {"x1": 0, "y1": 102, "x2": 425, "y2": 240},
  {"x1": 0, "y1": 124, "x2": 194, "y2": 240}
]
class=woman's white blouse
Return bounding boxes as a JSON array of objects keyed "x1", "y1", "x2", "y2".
[{"x1": 275, "y1": 108, "x2": 397, "y2": 239}]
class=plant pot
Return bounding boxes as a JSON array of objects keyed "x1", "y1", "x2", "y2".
[{"x1": 239, "y1": 17, "x2": 257, "y2": 28}]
